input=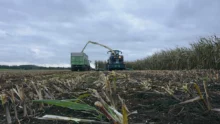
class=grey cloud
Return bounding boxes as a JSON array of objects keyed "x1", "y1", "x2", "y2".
[
  {"x1": 167, "y1": 0, "x2": 220, "y2": 31},
  {"x1": 0, "y1": 0, "x2": 88, "y2": 22},
  {"x1": 0, "y1": 0, "x2": 220, "y2": 66}
]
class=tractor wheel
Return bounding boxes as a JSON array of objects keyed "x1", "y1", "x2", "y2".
[{"x1": 71, "y1": 67, "x2": 75, "y2": 71}]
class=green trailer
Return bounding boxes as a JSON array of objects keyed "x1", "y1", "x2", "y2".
[{"x1": 71, "y1": 52, "x2": 90, "y2": 71}]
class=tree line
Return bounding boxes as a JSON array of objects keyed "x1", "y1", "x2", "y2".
[{"x1": 0, "y1": 65, "x2": 70, "y2": 70}]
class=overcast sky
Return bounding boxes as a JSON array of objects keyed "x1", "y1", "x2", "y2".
[{"x1": 0, "y1": 0, "x2": 220, "y2": 67}]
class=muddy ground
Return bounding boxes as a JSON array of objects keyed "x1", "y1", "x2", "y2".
[{"x1": 0, "y1": 70, "x2": 220, "y2": 124}]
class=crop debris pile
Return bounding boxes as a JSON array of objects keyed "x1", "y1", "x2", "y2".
[{"x1": 0, "y1": 70, "x2": 220, "y2": 124}]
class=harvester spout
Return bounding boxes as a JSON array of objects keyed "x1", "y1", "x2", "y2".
[{"x1": 81, "y1": 41, "x2": 115, "y2": 55}]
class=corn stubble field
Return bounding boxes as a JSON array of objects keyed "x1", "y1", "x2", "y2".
[{"x1": 0, "y1": 70, "x2": 220, "y2": 124}]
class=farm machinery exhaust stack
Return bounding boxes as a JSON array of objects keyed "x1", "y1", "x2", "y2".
[{"x1": 70, "y1": 41, "x2": 126, "y2": 71}]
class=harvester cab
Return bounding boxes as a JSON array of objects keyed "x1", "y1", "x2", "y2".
[
  {"x1": 107, "y1": 50, "x2": 123, "y2": 62},
  {"x1": 108, "y1": 50, "x2": 122, "y2": 55}
]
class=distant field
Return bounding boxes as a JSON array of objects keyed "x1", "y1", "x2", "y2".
[
  {"x1": 0, "y1": 69, "x2": 69, "y2": 71},
  {"x1": 0, "y1": 69, "x2": 12, "y2": 71},
  {"x1": 0, "y1": 70, "x2": 220, "y2": 124},
  {"x1": 0, "y1": 69, "x2": 70, "y2": 73}
]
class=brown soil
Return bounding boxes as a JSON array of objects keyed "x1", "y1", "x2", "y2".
[{"x1": 0, "y1": 70, "x2": 220, "y2": 124}]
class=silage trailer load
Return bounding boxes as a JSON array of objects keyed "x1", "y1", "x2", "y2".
[{"x1": 70, "y1": 52, "x2": 90, "y2": 71}]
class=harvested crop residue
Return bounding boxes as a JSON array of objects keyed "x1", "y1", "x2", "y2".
[{"x1": 0, "y1": 70, "x2": 220, "y2": 124}]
